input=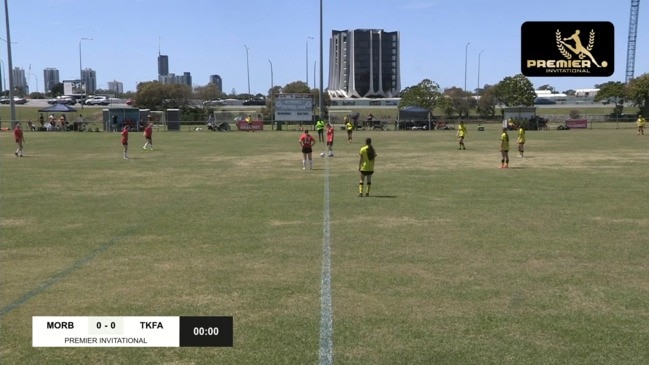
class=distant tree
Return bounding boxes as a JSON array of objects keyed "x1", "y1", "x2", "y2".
[
  {"x1": 398, "y1": 79, "x2": 442, "y2": 113},
  {"x1": 29, "y1": 92, "x2": 45, "y2": 99},
  {"x1": 564, "y1": 89, "x2": 576, "y2": 96},
  {"x1": 195, "y1": 83, "x2": 224, "y2": 102},
  {"x1": 134, "y1": 81, "x2": 192, "y2": 110},
  {"x1": 50, "y1": 83, "x2": 64, "y2": 96},
  {"x1": 477, "y1": 85, "x2": 497, "y2": 118},
  {"x1": 493, "y1": 74, "x2": 536, "y2": 107},
  {"x1": 282, "y1": 81, "x2": 310, "y2": 94},
  {"x1": 594, "y1": 81, "x2": 626, "y2": 116},
  {"x1": 442, "y1": 86, "x2": 474, "y2": 118},
  {"x1": 626, "y1": 73, "x2": 649, "y2": 116}
]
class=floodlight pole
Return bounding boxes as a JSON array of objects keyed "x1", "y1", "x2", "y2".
[
  {"x1": 244, "y1": 45, "x2": 250, "y2": 96},
  {"x1": 4, "y1": 0, "x2": 16, "y2": 125}
]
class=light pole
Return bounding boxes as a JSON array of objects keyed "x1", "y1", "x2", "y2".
[
  {"x1": 29, "y1": 72, "x2": 39, "y2": 93},
  {"x1": 268, "y1": 59, "x2": 273, "y2": 125},
  {"x1": 79, "y1": 37, "x2": 92, "y2": 95},
  {"x1": 306, "y1": 36, "x2": 313, "y2": 86},
  {"x1": 3, "y1": 0, "x2": 17, "y2": 125},
  {"x1": 477, "y1": 50, "x2": 484, "y2": 97},
  {"x1": 0, "y1": 59, "x2": 5, "y2": 93},
  {"x1": 464, "y1": 42, "x2": 470, "y2": 118},
  {"x1": 313, "y1": 60, "x2": 316, "y2": 90},
  {"x1": 243, "y1": 45, "x2": 250, "y2": 96}
]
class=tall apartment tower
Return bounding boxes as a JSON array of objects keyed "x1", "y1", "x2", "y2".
[
  {"x1": 328, "y1": 29, "x2": 401, "y2": 98},
  {"x1": 12, "y1": 67, "x2": 28, "y2": 95},
  {"x1": 158, "y1": 55, "x2": 169, "y2": 76},
  {"x1": 209, "y1": 74, "x2": 223, "y2": 92},
  {"x1": 108, "y1": 80, "x2": 124, "y2": 94},
  {"x1": 43, "y1": 68, "x2": 60, "y2": 93},
  {"x1": 81, "y1": 69, "x2": 97, "y2": 94}
]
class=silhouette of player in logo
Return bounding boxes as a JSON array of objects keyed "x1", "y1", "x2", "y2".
[{"x1": 560, "y1": 29, "x2": 602, "y2": 67}]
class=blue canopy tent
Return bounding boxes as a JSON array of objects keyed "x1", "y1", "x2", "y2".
[{"x1": 38, "y1": 103, "x2": 78, "y2": 113}]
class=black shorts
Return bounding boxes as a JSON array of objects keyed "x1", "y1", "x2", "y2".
[
  {"x1": 327, "y1": 141, "x2": 333, "y2": 146},
  {"x1": 302, "y1": 146, "x2": 313, "y2": 154},
  {"x1": 360, "y1": 171, "x2": 374, "y2": 176}
]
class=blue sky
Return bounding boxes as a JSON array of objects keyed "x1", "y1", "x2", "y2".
[{"x1": 2, "y1": 0, "x2": 647, "y2": 94}]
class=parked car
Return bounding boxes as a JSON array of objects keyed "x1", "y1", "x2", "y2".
[
  {"x1": 126, "y1": 98, "x2": 135, "y2": 106},
  {"x1": 243, "y1": 99, "x2": 266, "y2": 106},
  {"x1": 85, "y1": 96, "x2": 110, "y2": 105},
  {"x1": 203, "y1": 99, "x2": 224, "y2": 107},
  {"x1": 0, "y1": 96, "x2": 28, "y2": 104},
  {"x1": 534, "y1": 97, "x2": 557, "y2": 105},
  {"x1": 48, "y1": 96, "x2": 77, "y2": 105}
]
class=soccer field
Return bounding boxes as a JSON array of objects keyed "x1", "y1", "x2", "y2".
[{"x1": 2, "y1": 127, "x2": 648, "y2": 364}]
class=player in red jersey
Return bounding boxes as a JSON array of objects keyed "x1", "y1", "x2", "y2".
[
  {"x1": 299, "y1": 129, "x2": 316, "y2": 170},
  {"x1": 121, "y1": 126, "x2": 129, "y2": 159},
  {"x1": 13, "y1": 123, "x2": 25, "y2": 157},
  {"x1": 325, "y1": 122, "x2": 335, "y2": 157},
  {"x1": 143, "y1": 121, "x2": 153, "y2": 150}
]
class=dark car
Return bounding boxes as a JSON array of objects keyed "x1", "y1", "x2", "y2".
[
  {"x1": 534, "y1": 98, "x2": 557, "y2": 105},
  {"x1": 243, "y1": 99, "x2": 266, "y2": 106}
]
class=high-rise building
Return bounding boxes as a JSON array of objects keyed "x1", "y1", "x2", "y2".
[
  {"x1": 12, "y1": 67, "x2": 28, "y2": 95},
  {"x1": 328, "y1": 29, "x2": 401, "y2": 98},
  {"x1": 108, "y1": 80, "x2": 123, "y2": 94},
  {"x1": 43, "y1": 68, "x2": 60, "y2": 93},
  {"x1": 209, "y1": 74, "x2": 223, "y2": 92},
  {"x1": 158, "y1": 55, "x2": 169, "y2": 76},
  {"x1": 81, "y1": 68, "x2": 97, "y2": 94}
]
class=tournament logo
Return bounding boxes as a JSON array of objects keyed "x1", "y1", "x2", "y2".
[{"x1": 521, "y1": 21, "x2": 614, "y2": 77}]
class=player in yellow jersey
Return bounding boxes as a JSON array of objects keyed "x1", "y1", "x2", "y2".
[
  {"x1": 456, "y1": 121, "x2": 467, "y2": 150},
  {"x1": 500, "y1": 128, "x2": 509, "y2": 168},
  {"x1": 517, "y1": 126, "x2": 526, "y2": 157},
  {"x1": 358, "y1": 138, "x2": 377, "y2": 197},
  {"x1": 637, "y1": 114, "x2": 645, "y2": 135}
]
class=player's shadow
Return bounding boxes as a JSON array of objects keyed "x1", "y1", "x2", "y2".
[{"x1": 366, "y1": 195, "x2": 397, "y2": 198}]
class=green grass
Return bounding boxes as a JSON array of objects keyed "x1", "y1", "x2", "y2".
[{"x1": 2, "y1": 127, "x2": 648, "y2": 364}]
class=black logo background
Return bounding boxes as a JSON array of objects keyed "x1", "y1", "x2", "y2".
[{"x1": 521, "y1": 21, "x2": 614, "y2": 77}]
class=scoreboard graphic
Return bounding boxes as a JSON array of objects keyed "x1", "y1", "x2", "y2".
[{"x1": 33, "y1": 316, "x2": 233, "y2": 347}]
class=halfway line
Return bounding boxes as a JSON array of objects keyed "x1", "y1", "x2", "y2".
[{"x1": 319, "y1": 157, "x2": 334, "y2": 365}]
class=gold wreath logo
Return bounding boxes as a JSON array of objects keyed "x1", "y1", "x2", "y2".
[{"x1": 555, "y1": 28, "x2": 604, "y2": 67}]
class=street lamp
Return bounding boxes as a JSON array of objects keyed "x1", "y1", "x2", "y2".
[
  {"x1": 306, "y1": 36, "x2": 313, "y2": 86},
  {"x1": 243, "y1": 45, "x2": 250, "y2": 96},
  {"x1": 464, "y1": 42, "x2": 470, "y2": 117},
  {"x1": 477, "y1": 50, "x2": 484, "y2": 97},
  {"x1": 29, "y1": 72, "x2": 39, "y2": 93},
  {"x1": 464, "y1": 42, "x2": 470, "y2": 93},
  {"x1": 268, "y1": 59, "x2": 273, "y2": 125},
  {"x1": 3, "y1": 0, "x2": 17, "y2": 125},
  {"x1": 79, "y1": 37, "x2": 92, "y2": 94}
]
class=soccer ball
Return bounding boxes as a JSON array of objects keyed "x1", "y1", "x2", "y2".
[{"x1": 320, "y1": 152, "x2": 325, "y2": 157}]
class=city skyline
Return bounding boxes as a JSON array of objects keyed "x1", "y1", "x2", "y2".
[{"x1": 2, "y1": 0, "x2": 647, "y2": 95}]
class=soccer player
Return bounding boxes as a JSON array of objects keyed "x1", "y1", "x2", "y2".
[
  {"x1": 457, "y1": 121, "x2": 467, "y2": 150},
  {"x1": 316, "y1": 117, "x2": 326, "y2": 142},
  {"x1": 121, "y1": 126, "x2": 129, "y2": 159},
  {"x1": 358, "y1": 138, "x2": 377, "y2": 197},
  {"x1": 143, "y1": 122, "x2": 154, "y2": 150},
  {"x1": 325, "y1": 122, "x2": 335, "y2": 157},
  {"x1": 13, "y1": 123, "x2": 25, "y2": 157},
  {"x1": 517, "y1": 125, "x2": 526, "y2": 157},
  {"x1": 345, "y1": 116, "x2": 354, "y2": 143},
  {"x1": 637, "y1": 114, "x2": 645, "y2": 135},
  {"x1": 500, "y1": 127, "x2": 509, "y2": 168},
  {"x1": 299, "y1": 129, "x2": 316, "y2": 170},
  {"x1": 245, "y1": 114, "x2": 253, "y2": 132}
]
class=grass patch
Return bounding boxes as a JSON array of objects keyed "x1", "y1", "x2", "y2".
[{"x1": 2, "y1": 127, "x2": 648, "y2": 364}]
